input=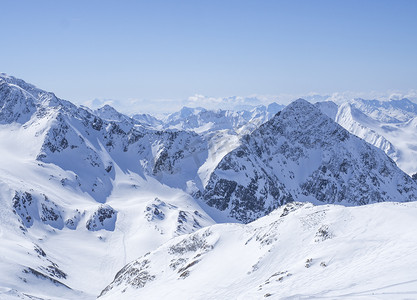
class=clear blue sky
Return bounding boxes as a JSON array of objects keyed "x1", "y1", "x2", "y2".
[{"x1": 1, "y1": 0, "x2": 417, "y2": 111}]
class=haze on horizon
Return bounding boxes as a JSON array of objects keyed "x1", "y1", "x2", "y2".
[{"x1": 1, "y1": 0, "x2": 417, "y2": 114}]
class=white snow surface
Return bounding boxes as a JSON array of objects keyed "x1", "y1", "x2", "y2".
[{"x1": 100, "y1": 201, "x2": 417, "y2": 300}]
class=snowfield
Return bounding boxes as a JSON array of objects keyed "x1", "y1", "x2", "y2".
[{"x1": 100, "y1": 202, "x2": 417, "y2": 300}]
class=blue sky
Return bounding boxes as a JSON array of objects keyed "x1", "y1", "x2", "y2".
[{"x1": 1, "y1": 0, "x2": 417, "y2": 113}]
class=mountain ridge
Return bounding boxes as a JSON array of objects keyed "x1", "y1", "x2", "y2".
[{"x1": 200, "y1": 99, "x2": 417, "y2": 222}]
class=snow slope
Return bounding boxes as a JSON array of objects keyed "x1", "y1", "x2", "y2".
[
  {"x1": 318, "y1": 98, "x2": 417, "y2": 175},
  {"x1": 100, "y1": 201, "x2": 417, "y2": 300}
]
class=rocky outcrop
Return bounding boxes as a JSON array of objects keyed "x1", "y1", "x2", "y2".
[{"x1": 86, "y1": 204, "x2": 117, "y2": 231}]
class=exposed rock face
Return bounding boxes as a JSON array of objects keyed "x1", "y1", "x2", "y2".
[
  {"x1": 86, "y1": 204, "x2": 117, "y2": 231},
  {"x1": 40, "y1": 196, "x2": 64, "y2": 229},
  {"x1": 13, "y1": 192, "x2": 37, "y2": 227},
  {"x1": 0, "y1": 78, "x2": 36, "y2": 124},
  {"x1": 65, "y1": 209, "x2": 83, "y2": 230},
  {"x1": 13, "y1": 192, "x2": 64, "y2": 229},
  {"x1": 201, "y1": 99, "x2": 417, "y2": 223},
  {"x1": 145, "y1": 198, "x2": 168, "y2": 222},
  {"x1": 144, "y1": 198, "x2": 208, "y2": 237},
  {"x1": 99, "y1": 229, "x2": 218, "y2": 297}
]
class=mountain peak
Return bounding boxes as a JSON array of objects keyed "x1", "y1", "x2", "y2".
[
  {"x1": 201, "y1": 97, "x2": 417, "y2": 222},
  {"x1": 266, "y1": 102, "x2": 284, "y2": 113},
  {"x1": 96, "y1": 104, "x2": 120, "y2": 115},
  {"x1": 0, "y1": 73, "x2": 39, "y2": 95},
  {"x1": 283, "y1": 98, "x2": 315, "y2": 113},
  {"x1": 269, "y1": 98, "x2": 330, "y2": 132},
  {"x1": 280, "y1": 98, "x2": 316, "y2": 116}
]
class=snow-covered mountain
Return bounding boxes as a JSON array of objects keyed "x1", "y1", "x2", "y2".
[
  {"x1": 99, "y1": 201, "x2": 417, "y2": 299},
  {"x1": 0, "y1": 74, "x2": 215, "y2": 299},
  {"x1": 131, "y1": 112, "x2": 163, "y2": 129},
  {"x1": 200, "y1": 99, "x2": 417, "y2": 223},
  {"x1": 160, "y1": 97, "x2": 417, "y2": 178},
  {"x1": 160, "y1": 103, "x2": 283, "y2": 135},
  {"x1": 1, "y1": 73, "x2": 417, "y2": 299},
  {"x1": 349, "y1": 98, "x2": 417, "y2": 123},
  {"x1": 318, "y1": 98, "x2": 417, "y2": 175},
  {"x1": 150, "y1": 103, "x2": 286, "y2": 198}
]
